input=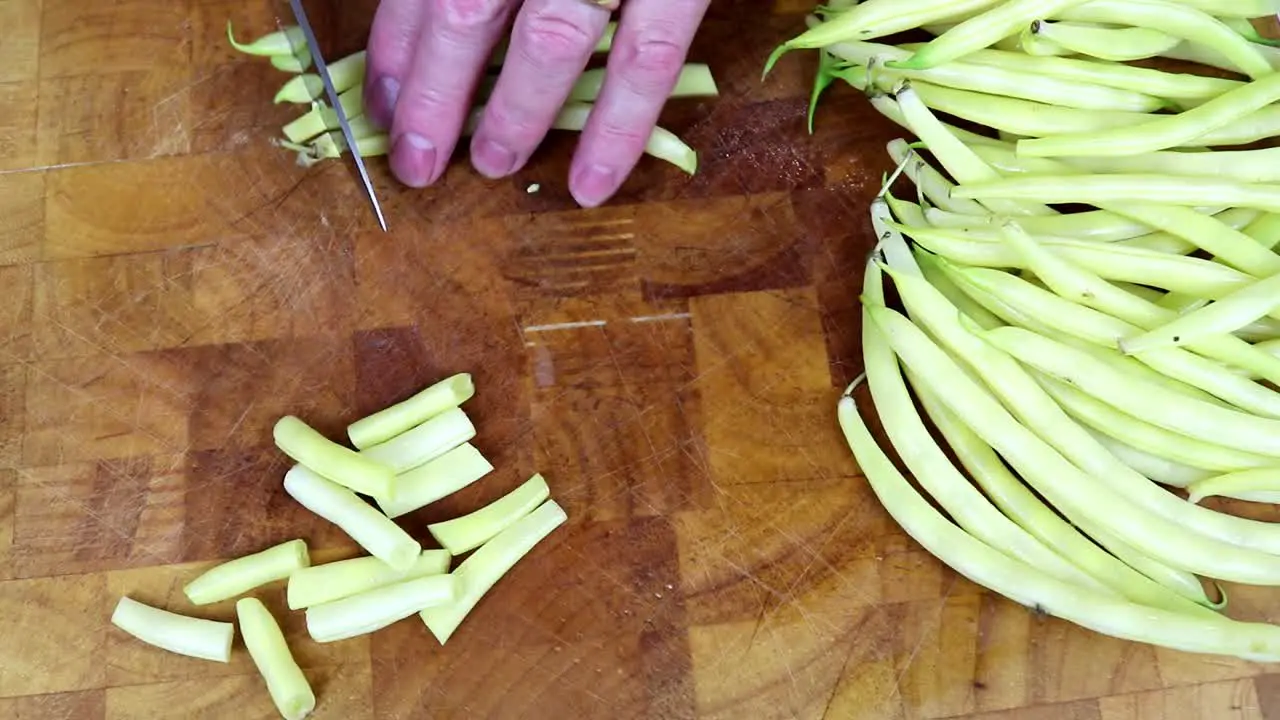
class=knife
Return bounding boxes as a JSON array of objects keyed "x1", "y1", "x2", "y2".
[{"x1": 287, "y1": 0, "x2": 388, "y2": 232}]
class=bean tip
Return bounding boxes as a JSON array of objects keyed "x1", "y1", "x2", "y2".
[{"x1": 762, "y1": 44, "x2": 791, "y2": 81}]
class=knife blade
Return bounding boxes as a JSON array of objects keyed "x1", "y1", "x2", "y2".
[{"x1": 287, "y1": 0, "x2": 388, "y2": 232}]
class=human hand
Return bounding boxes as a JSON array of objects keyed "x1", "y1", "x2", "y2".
[{"x1": 364, "y1": 0, "x2": 710, "y2": 207}]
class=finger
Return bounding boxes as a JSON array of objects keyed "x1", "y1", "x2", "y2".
[
  {"x1": 389, "y1": 0, "x2": 517, "y2": 188},
  {"x1": 469, "y1": 0, "x2": 610, "y2": 179},
  {"x1": 569, "y1": 0, "x2": 709, "y2": 207},
  {"x1": 365, "y1": 0, "x2": 428, "y2": 129}
]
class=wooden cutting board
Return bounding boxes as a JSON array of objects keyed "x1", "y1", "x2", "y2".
[{"x1": 2, "y1": 0, "x2": 1279, "y2": 717}]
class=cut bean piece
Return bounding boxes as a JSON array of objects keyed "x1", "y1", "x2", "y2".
[
  {"x1": 360, "y1": 407, "x2": 476, "y2": 475},
  {"x1": 274, "y1": 416, "x2": 395, "y2": 499},
  {"x1": 375, "y1": 443, "x2": 494, "y2": 520},
  {"x1": 288, "y1": 550, "x2": 451, "y2": 610},
  {"x1": 348, "y1": 374, "x2": 475, "y2": 450},
  {"x1": 184, "y1": 539, "x2": 310, "y2": 606},
  {"x1": 237, "y1": 598, "x2": 315, "y2": 720},
  {"x1": 283, "y1": 465, "x2": 420, "y2": 572},
  {"x1": 428, "y1": 474, "x2": 551, "y2": 555},
  {"x1": 421, "y1": 500, "x2": 567, "y2": 644},
  {"x1": 111, "y1": 597, "x2": 234, "y2": 663}
]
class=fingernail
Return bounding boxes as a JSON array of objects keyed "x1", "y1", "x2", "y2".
[
  {"x1": 368, "y1": 76, "x2": 400, "y2": 129},
  {"x1": 390, "y1": 133, "x2": 436, "y2": 187},
  {"x1": 472, "y1": 138, "x2": 518, "y2": 178},
  {"x1": 571, "y1": 164, "x2": 618, "y2": 207}
]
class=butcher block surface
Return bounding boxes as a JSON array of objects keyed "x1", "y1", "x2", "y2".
[{"x1": 2, "y1": 0, "x2": 1280, "y2": 718}]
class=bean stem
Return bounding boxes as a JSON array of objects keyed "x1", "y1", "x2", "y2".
[
  {"x1": 885, "y1": 139, "x2": 989, "y2": 215},
  {"x1": 226, "y1": 22, "x2": 305, "y2": 57}
]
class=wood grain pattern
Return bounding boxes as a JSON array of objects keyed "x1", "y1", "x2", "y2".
[{"x1": 1, "y1": 0, "x2": 1278, "y2": 718}]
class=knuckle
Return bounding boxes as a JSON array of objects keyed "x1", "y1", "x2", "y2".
[
  {"x1": 483, "y1": 101, "x2": 544, "y2": 139},
  {"x1": 397, "y1": 83, "x2": 461, "y2": 123},
  {"x1": 618, "y1": 30, "x2": 685, "y2": 90},
  {"x1": 433, "y1": 0, "x2": 508, "y2": 29},
  {"x1": 519, "y1": 12, "x2": 595, "y2": 66},
  {"x1": 593, "y1": 117, "x2": 649, "y2": 148}
]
